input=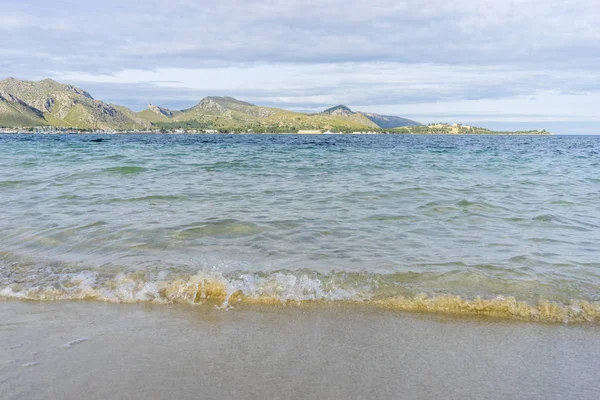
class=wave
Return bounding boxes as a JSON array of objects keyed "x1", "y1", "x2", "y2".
[
  {"x1": 2, "y1": 268, "x2": 599, "y2": 324},
  {"x1": 0, "y1": 180, "x2": 37, "y2": 187},
  {"x1": 100, "y1": 195, "x2": 189, "y2": 203},
  {"x1": 102, "y1": 166, "x2": 147, "y2": 175}
]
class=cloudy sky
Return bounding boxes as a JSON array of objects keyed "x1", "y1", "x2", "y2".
[{"x1": 3, "y1": 0, "x2": 599, "y2": 133}]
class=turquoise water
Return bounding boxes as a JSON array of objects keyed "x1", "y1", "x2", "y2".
[{"x1": 1, "y1": 134, "x2": 599, "y2": 320}]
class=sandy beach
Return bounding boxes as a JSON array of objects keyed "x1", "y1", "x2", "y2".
[{"x1": 2, "y1": 301, "x2": 599, "y2": 400}]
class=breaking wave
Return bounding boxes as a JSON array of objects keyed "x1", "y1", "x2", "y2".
[{"x1": 2, "y1": 266, "x2": 599, "y2": 324}]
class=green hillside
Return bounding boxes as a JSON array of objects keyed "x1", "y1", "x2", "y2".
[
  {"x1": 135, "y1": 109, "x2": 171, "y2": 123},
  {"x1": 0, "y1": 78, "x2": 417, "y2": 132},
  {"x1": 391, "y1": 123, "x2": 550, "y2": 135},
  {"x1": 160, "y1": 96, "x2": 381, "y2": 132},
  {"x1": 0, "y1": 99, "x2": 48, "y2": 127}
]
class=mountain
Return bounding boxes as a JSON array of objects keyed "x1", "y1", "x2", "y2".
[
  {"x1": 148, "y1": 104, "x2": 180, "y2": 118},
  {"x1": 0, "y1": 77, "x2": 424, "y2": 132},
  {"x1": 152, "y1": 96, "x2": 381, "y2": 132},
  {"x1": 321, "y1": 104, "x2": 421, "y2": 128},
  {"x1": 175, "y1": 96, "x2": 275, "y2": 121},
  {"x1": 322, "y1": 105, "x2": 355, "y2": 117},
  {"x1": 124, "y1": 104, "x2": 182, "y2": 124},
  {"x1": 361, "y1": 112, "x2": 421, "y2": 128},
  {"x1": 0, "y1": 78, "x2": 149, "y2": 130},
  {"x1": 183, "y1": 97, "x2": 262, "y2": 116}
]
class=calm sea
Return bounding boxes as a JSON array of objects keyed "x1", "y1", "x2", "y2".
[{"x1": 1, "y1": 134, "x2": 599, "y2": 322}]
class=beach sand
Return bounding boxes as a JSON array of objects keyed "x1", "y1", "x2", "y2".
[{"x1": 1, "y1": 301, "x2": 599, "y2": 399}]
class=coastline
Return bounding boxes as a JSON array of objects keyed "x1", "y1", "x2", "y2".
[
  {"x1": 2, "y1": 300, "x2": 599, "y2": 400},
  {"x1": 0, "y1": 130, "x2": 552, "y2": 135},
  {"x1": 2, "y1": 284, "x2": 598, "y2": 325}
]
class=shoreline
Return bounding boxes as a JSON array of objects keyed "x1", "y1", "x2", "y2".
[
  {"x1": 0, "y1": 131, "x2": 553, "y2": 135},
  {"x1": 2, "y1": 293, "x2": 599, "y2": 325}
]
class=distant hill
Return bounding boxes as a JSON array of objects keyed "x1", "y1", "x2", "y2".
[
  {"x1": 147, "y1": 104, "x2": 181, "y2": 118},
  {"x1": 390, "y1": 123, "x2": 550, "y2": 135},
  {"x1": 361, "y1": 112, "x2": 421, "y2": 128},
  {"x1": 152, "y1": 96, "x2": 381, "y2": 132},
  {"x1": 320, "y1": 104, "x2": 421, "y2": 128},
  {"x1": 0, "y1": 77, "x2": 547, "y2": 134},
  {"x1": 0, "y1": 78, "x2": 149, "y2": 130}
]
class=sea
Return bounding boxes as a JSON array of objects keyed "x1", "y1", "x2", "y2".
[{"x1": 0, "y1": 133, "x2": 599, "y2": 322}]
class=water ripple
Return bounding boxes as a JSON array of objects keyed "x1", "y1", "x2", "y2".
[{"x1": 1, "y1": 134, "x2": 599, "y2": 310}]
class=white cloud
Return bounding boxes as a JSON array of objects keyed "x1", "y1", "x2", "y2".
[
  {"x1": 0, "y1": 13, "x2": 31, "y2": 29},
  {"x1": 3, "y1": 0, "x2": 600, "y2": 132},
  {"x1": 55, "y1": 63, "x2": 600, "y2": 123}
]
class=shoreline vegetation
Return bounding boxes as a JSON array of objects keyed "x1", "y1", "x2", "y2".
[{"x1": 0, "y1": 77, "x2": 550, "y2": 135}]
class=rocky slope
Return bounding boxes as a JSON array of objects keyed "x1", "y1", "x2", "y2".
[
  {"x1": 321, "y1": 105, "x2": 421, "y2": 128},
  {"x1": 361, "y1": 112, "x2": 421, "y2": 128},
  {"x1": 0, "y1": 94, "x2": 47, "y2": 126},
  {"x1": 0, "y1": 78, "x2": 150, "y2": 130},
  {"x1": 321, "y1": 105, "x2": 356, "y2": 117}
]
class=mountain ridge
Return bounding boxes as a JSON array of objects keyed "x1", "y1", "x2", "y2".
[
  {"x1": 0, "y1": 78, "x2": 424, "y2": 131},
  {"x1": 0, "y1": 77, "x2": 548, "y2": 134},
  {"x1": 320, "y1": 104, "x2": 421, "y2": 128}
]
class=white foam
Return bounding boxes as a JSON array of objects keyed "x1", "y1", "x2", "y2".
[
  {"x1": 0, "y1": 269, "x2": 365, "y2": 305},
  {"x1": 62, "y1": 337, "x2": 91, "y2": 348},
  {"x1": 21, "y1": 362, "x2": 39, "y2": 367}
]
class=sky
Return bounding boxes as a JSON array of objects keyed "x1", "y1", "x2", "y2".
[{"x1": 2, "y1": 0, "x2": 599, "y2": 133}]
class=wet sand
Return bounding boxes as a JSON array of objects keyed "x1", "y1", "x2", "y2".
[{"x1": 1, "y1": 301, "x2": 599, "y2": 399}]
